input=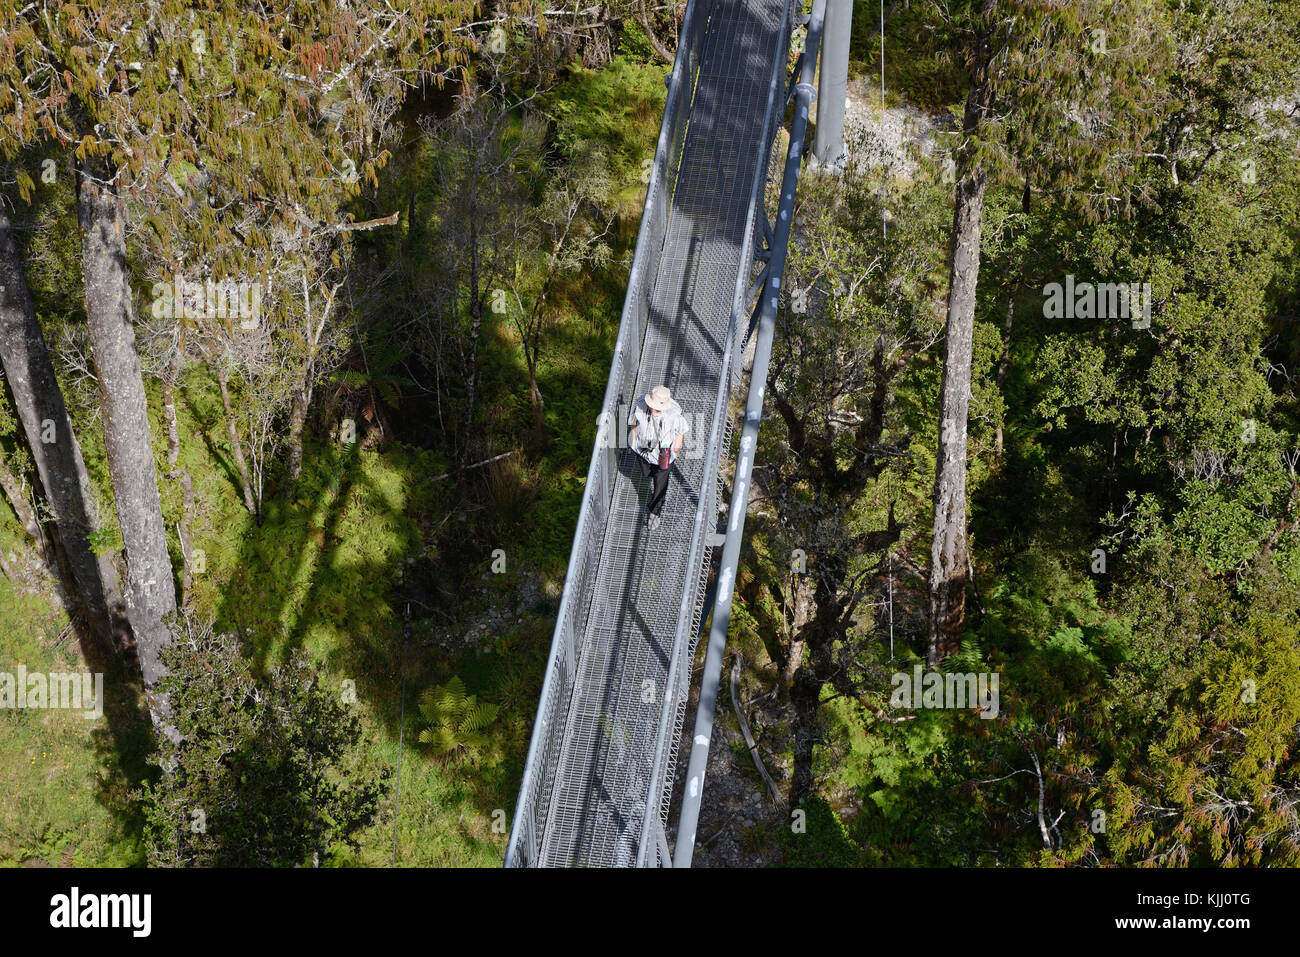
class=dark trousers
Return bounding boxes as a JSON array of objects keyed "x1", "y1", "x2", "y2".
[{"x1": 638, "y1": 456, "x2": 670, "y2": 516}]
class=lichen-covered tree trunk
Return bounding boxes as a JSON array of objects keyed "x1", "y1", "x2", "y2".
[
  {"x1": 788, "y1": 663, "x2": 823, "y2": 811},
  {"x1": 76, "y1": 165, "x2": 177, "y2": 726},
  {"x1": 0, "y1": 206, "x2": 121, "y2": 639},
  {"x1": 162, "y1": 343, "x2": 183, "y2": 470},
  {"x1": 0, "y1": 449, "x2": 43, "y2": 546},
  {"x1": 928, "y1": 150, "x2": 989, "y2": 665},
  {"x1": 283, "y1": 378, "x2": 309, "y2": 499},
  {"x1": 786, "y1": 528, "x2": 899, "y2": 811},
  {"x1": 781, "y1": 573, "x2": 814, "y2": 688}
]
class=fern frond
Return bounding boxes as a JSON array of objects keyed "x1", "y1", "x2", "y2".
[
  {"x1": 463, "y1": 701, "x2": 500, "y2": 732},
  {"x1": 332, "y1": 369, "x2": 369, "y2": 389},
  {"x1": 429, "y1": 726, "x2": 460, "y2": 756},
  {"x1": 377, "y1": 379, "x2": 403, "y2": 408},
  {"x1": 440, "y1": 676, "x2": 469, "y2": 716},
  {"x1": 416, "y1": 690, "x2": 439, "y2": 723}
]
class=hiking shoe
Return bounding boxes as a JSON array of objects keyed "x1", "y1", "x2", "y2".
[{"x1": 647, "y1": 512, "x2": 661, "y2": 531}]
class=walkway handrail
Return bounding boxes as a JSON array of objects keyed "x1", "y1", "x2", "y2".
[
  {"x1": 505, "y1": 0, "x2": 708, "y2": 868},
  {"x1": 634, "y1": 0, "x2": 798, "y2": 866},
  {"x1": 673, "y1": 0, "x2": 827, "y2": 868}
]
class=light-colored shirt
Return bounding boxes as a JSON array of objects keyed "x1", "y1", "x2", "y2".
[{"x1": 628, "y1": 397, "x2": 689, "y2": 465}]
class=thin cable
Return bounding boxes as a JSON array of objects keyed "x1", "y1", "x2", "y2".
[
  {"x1": 883, "y1": 0, "x2": 894, "y2": 661},
  {"x1": 880, "y1": 0, "x2": 887, "y2": 256},
  {"x1": 888, "y1": 550, "x2": 895, "y2": 662},
  {"x1": 886, "y1": 437, "x2": 897, "y2": 663},
  {"x1": 391, "y1": 602, "x2": 411, "y2": 867}
]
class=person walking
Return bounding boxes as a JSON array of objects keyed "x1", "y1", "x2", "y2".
[{"x1": 628, "y1": 384, "x2": 690, "y2": 530}]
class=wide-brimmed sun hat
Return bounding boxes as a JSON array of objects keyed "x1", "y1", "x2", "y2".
[{"x1": 645, "y1": 385, "x2": 673, "y2": 411}]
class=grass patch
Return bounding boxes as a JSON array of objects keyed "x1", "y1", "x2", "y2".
[{"x1": 0, "y1": 580, "x2": 148, "y2": 867}]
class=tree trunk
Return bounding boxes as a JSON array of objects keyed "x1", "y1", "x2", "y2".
[
  {"x1": 76, "y1": 163, "x2": 178, "y2": 734},
  {"x1": 0, "y1": 450, "x2": 43, "y2": 546},
  {"x1": 782, "y1": 572, "x2": 814, "y2": 688},
  {"x1": 283, "y1": 377, "x2": 309, "y2": 499},
  {"x1": 994, "y1": 281, "x2": 1016, "y2": 457},
  {"x1": 0, "y1": 206, "x2": 121, "y2": 639},
  {"x1": 215, "y1": 362, "x2": 258, "y2": 518},
  {"x1": 928, "y1": 84, "x2": 991, "y2": 666},
  {"x1": 162, "y1": 343, "x2": 183, "y2": 470},
  {"x1": 788, "y1": 664, "x2": 821, "y2": 812},
  {"x1": 527, "y1": 361, "x2": 544, "y2": 430},
  {"x1": 785, "y1": 556, "x2": 884, "y2": 811},
  {"x1": 637, "y1": 2, "x2": 675, "y2": 62},
  {"x1": 463, "y1": 211, "x2": 482, "y2": 464}
]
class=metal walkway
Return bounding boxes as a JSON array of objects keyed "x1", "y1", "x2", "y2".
[{"x1": 507, "y1": 0, "x2": 824, "y2": 867}]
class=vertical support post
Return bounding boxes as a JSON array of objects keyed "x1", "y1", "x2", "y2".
[
  {"x1": 601, "y1": 439, "x2": 614, "y2": 511},
  {"x1": 563, "y1": 606, "x2": 576, "y2": 683},
  {"x1": 633, "y1": 293, "x2": 644, "y2": 355},
  {"x1": 655, "y1": 819, "x2": 671, "y2": 866},
  {"x1": 813, "y1": 0, "x2": 852, "y2": 171},
  {"x1": 522, "y1": 817, "x2": 536, "y2": 867}
]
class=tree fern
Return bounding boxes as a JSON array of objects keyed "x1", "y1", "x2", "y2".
[{"x1": 417, "y1": 676, "x2": 499, "y2": 764}]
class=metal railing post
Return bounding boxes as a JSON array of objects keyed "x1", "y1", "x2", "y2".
[{"x1": 813, "y1": 0, "x2": 852, "y2": 169}]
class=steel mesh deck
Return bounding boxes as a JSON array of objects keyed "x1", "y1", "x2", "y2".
[{"x1": 537, "y1": 0, "x2": 790, "y2": 867}]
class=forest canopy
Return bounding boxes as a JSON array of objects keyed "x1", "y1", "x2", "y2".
[{"x1": 0, "y1": 0, "x2": 1298, "y2": 870}]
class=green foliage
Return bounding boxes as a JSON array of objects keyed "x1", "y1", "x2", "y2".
[
  {"x1": 777, "y1": 798, "x2": 868, "y2": 867},
  {"x1": 0, "y1": 578, "x2": 148, "y2": 867},
  {"x1": 4, "y1": 0, "x2": 1300, "y2": 873},
  {"x1": 417, "y1": 675, "x2": 500, "y2": 765},
  {"x1": 917, "y1": 0, "x2": 1173, "y2": 209},
  {"x1": 331, "y1": 342, "x2": 417, "y2": 426},
  {"x1": 546, "y1": 56, "x2": 667, "y2": 191},
  {"x1": 616, "y1": 18, "x2": 660, "y2": 64},
  {"x1": 850, "y1": 1, "x2": 965, "y2": 110},
  {"x1": 1105, "y1": 618, "x2": 1300, "y2": 866},
  {"x1": 86, "y1": 523, "x2": 123, "y2": 559},
  {"x1": 138, "y1": 621, "x2": 391, "y2": 867}
]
